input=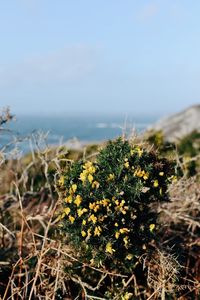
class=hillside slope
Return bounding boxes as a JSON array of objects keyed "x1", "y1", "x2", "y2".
[{"x1": 150, "y1": 104, "x2": 200, "y2": 142}]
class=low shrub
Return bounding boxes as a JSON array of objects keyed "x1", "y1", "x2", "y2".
[{"x1": 57, "y1": 138, "x2": 174, "y2": 274}]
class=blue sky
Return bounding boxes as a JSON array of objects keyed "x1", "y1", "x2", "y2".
[{"x1": 0, "y1": 0, "x2": 200, "y2": 116}]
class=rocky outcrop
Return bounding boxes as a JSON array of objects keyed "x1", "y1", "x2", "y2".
[{"x1": 150, "y1": 104, "x2": 200, "y2": 142}]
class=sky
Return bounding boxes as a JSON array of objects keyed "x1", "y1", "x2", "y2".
[{"x1": 0, "y1": 0, "x2": 200, "y2": 116}]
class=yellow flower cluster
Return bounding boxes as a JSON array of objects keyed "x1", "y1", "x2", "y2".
[
  {"x1": 106, "y1": 242, "x2": 115, "y2": 255},
  {"x1": 69, "y1": 215, "x2": 75, "y2": 224},
  {"x1": 77, "y1": 207, "x2": 88, "y2": 217},
  {"x1": 115, "y1": 227, "x2": 130, "y2": 239},
  {"x1": 64, "y1": 207, "x2": 71, "y2": 215},
  {"x1": 114, "y1": 198, "x2": 129, "y2": 215},
  {"x1": 88, "y1": 198, "x2": 110, "y2": 213},
  {"x1": 88, "y1": 214, "x2": 97, "y2": 224},
  {"x1": 79, "y1": 161, "x2": 96, "y2": 183},
  {"x1": 65, "y1": 195, "x2": 72, "y2": 203},
  {"x1": 130, "y1": 146, "x2": 143, "y2": 157},
  {"x1": 94, "y1": 226, "x2": 102, "y2": 236},
  {"x1": 89, "y1": 202, "x2": 100, "y2": 212},
  {"x1": 124, "y1": 158, "x2": 129, "y2": 169},
  {"x1": 134, "y1": 168, "x2": 149, "y2": 180},
  {"x1": 74, "y1": 195, "x2": 82, "y2": 206},
  {"x1": 81, "y1": 224, "x2": 102, "y2": 238}
]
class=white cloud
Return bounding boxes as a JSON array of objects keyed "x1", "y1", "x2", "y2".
[{"x1": 0, "y1": 44, "x2": 98, "y2": 88}]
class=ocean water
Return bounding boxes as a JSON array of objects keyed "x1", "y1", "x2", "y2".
[{"x1": 0, "y1": 114, "x2": 159, "y2": 153}]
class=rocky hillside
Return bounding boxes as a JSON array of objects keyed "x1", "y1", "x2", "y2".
[{"x1": 150, "y1": 104, "x2": 200, "y2": 142}]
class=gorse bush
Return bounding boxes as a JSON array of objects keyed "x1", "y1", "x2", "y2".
[
  {"x1": 177, "y1": 130, "x2": 200, "y2": 176},
  {"x1": 146, "y1": 130, "x2": 165, "y2": 148},
  {"x1": 57, "y1": 138, "x2": 174, "y2": 273}
]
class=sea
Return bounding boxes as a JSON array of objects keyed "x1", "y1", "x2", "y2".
[{"x1": 0, "y1": 114, "x2": 159, "y2": 154}]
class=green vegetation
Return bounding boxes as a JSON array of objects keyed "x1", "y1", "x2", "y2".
[
  {"x1": 0, "y1": 110, "x2": 199, "y2": 299},
  {"x1": 57, "y1": 139, "x2": 173, "y2": 273},
  {"x1": 146, "y1": 129, "x2": 200, "y2": 176}
]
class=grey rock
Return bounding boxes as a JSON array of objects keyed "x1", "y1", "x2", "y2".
[{"x1": 149, "y1": 104, "x2": 200, "y2": 142}]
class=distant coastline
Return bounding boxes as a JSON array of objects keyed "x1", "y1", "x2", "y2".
[{"x1": 1, "y1": 114, "x2": 159, "y2": 153}]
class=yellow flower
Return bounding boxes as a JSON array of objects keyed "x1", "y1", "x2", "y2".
[
  {"x1": 74, "y1": 195, "x2": 82, "y2": 206},
  {"x1": 84, "y1": 161, "x2": 96, "y2": 173},
  {"x1": 131, "y1": 147, "x2": 143, "y2": 157},
  {"x1": 134, "y1": 168, "x2": 144, "y2": 178},
  {"x1": 115, "y1": 199, "x2": 119, "y2": 206},
  {"x1": 82, "y1": 162, "x2": 96, "y2": 178},
  {"x1": 123, "y1": 236, "x2": 129, "y2": 247},
  {"x1": 92, "y1": 181, "x2": 100, "y2": 189},
  {"x1": 124, "y1": 161, "x2": 129, "y2": 168},
  {"x1": 130, "y1": 149, "x2": 135, "y2": 156},
  {"x1": 88, "y1": 165, "x2": 96, "y2": 174},
  {"x1": 115, "y1": 231, "x2": 120, "y2": 239},
  {"x1": 71, "y1": 184, "x2": 77, "y2": 193},
  {"x1": 93, "y1": 205, "x2": 100, "y2": 213},
  {"x1": 88, "y1": 174, "x2": 94, "y2": 183},
  {"x1": 77, "y1": 208, "x2": 84, "y2": 217},
  {"x1": 81, "y1": 230, "x2": 86, "y2": 237},
  {"x1": 108, "y1": 173, "x2": 115, "y2": 181},
  {"x1": 106, "y1": 242, "x2": 115, "y2": 255},
  {"x1": 149, "y1": 224, "x2": 155, "y2": 232},
  {"x1": 120, "y1": 200, "x2": 125, "y2": 207},
  {"x1": 58, "y1": 176, "x2": 65, "y2": 186},
  {"x1": 65, "y1": 195, "x2": 72, "y2": 203},
  {"x1": 119, "y1": 228, "x2": 130, "y2": 234},
  {"x1": 82, "y1": 219, "x2": 86, "y2": 225},
  {"x1": 64, "y1": 207, "x2": 71, "y2": 215},
  {"x1": 58, "y1": 212, "x2": 65, "y2": 220},
  {"x1": 126, "y1": 254, "x2": 133, "y2": 260},
  {"x1": 94, "y1": 226, "x2": 102, "y2": 236},
  {"x1": 114, "y1": 222, "x2": 118, "y2": 227},
  {"x1": 79, "y1": 170, "x2": 88, "y2": 182},
  {"x1": 143, "y1": 172, "x2": 149, "y2": 180},
  {"x1": 137, "y1": 148, "x2": 143, "y2": 157},
  {"x1": 69, "y1": 215, "x2": 75, "y2": 224},
  {"x1": 88, "y1": 214, "x2": 97, "y2": 224},
  {"x1": 101, "y1": 199, "x2": 109, "y2": 207},
  {"x1": 84, "y1": 161, "x2": 92, "y2": 168},
  {"x1": 159, "y1": 172, "x2": 164, "y2": 176},
  {"x1": 153, "y1": 180, "x2": 159, "y2": 187},
  {"x1": 123, "y1": 292, "x2": 133, "y2": 300},
  {"x1": 89, "y1": 202, "x2": 95, "y2": 210}
]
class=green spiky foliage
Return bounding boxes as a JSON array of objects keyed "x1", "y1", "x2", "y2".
[
  {"x1": 57, "y1": 138, "x2": 174, "y2": 273},
  {"x1": 177, "y1": 130, "x2": 200, "y2": 176}
]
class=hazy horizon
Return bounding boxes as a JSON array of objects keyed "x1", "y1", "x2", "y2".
[{"x1": 8, "y1": 102, "x2": 199, "y2": 120}]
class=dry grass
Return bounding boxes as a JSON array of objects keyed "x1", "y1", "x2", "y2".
[{"x1": 0, "y1": 109, "x2": 199, "y2": 299}]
